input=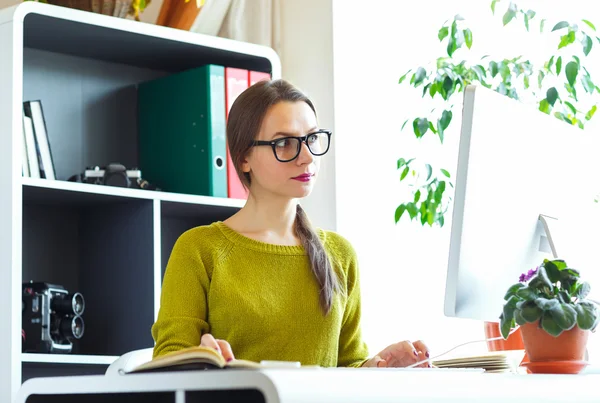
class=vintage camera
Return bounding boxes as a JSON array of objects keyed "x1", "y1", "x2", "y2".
[
  {"x1": 68, "y1": 162, "x2": 159, "y2": 190},
  {"x1": 22, "y1": 282, "x2": 85, "y2": 354}
]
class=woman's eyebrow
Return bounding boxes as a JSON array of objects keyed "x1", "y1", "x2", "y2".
[{"x1": 270, "y1": 127, "x2": 319, "y2": 139}]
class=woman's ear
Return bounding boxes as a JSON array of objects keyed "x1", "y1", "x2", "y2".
[{"x1": 241, "y1": 155, "x2": 251, "y2": 173}]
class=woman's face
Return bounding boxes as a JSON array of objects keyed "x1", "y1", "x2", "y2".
[{"x1": 242, "y1": 101, "x2": 321, "y2": 200}]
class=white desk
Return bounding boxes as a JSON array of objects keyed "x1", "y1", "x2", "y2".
[{"x1": 15, "y1": 367, "x2": 600, "y2": 403}]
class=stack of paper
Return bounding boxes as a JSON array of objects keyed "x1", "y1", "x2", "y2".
[{"x1": 432, "y1": 351, "x2": 524, "y2": 373}]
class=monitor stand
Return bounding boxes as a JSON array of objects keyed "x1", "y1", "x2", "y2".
[{"x1": 538, "y1": 214, "x2": 561, "y2": 259}]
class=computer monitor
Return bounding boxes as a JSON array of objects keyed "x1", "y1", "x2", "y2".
[{"x1": 444, "y1": 84, "x2": 600, "y2": 323}]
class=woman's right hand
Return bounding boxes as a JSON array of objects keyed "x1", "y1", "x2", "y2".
[{"x1": 200, "y1": 333, "x2": 235, "y2": 362}]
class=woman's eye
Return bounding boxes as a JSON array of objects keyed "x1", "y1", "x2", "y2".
[
  {"x1": 307, "y1": 134, "x2": 318, "y2": 144},
  {"x1": 275, "y1": 139, "x2": 288, "y2": 148}
]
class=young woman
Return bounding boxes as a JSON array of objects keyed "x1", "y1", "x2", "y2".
[{"x1": 151, "y1": 78, "x2": 431, "y2": 369}]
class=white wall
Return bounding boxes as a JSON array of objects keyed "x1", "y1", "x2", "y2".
[
  {"x1": 331, "y1": 0, "x2": 600, "y2": 359},
  {"x1": 276, "y1": 0, "x2": 337, "y2": 231}
]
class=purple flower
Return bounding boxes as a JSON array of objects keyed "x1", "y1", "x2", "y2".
[{"x1": 519, "y1": 266, "x2": 538, "y2": 283}]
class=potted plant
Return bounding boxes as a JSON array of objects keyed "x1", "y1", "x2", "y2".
[{"x1": 500, "y1": 258, "x2": 599, "y2": 373}]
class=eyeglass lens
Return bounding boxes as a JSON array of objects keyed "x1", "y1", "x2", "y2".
[{"x1": 274, "y1": 132, "x2": 329, "y2": 161}]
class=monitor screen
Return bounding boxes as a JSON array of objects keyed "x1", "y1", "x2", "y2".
[{"x1": 444, "y1": 85, "x2": 600, "y2": 323}]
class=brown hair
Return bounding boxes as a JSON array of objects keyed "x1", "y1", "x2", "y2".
[{"x1": 227, "y1": 78, "x2": 341, "y2": 314}]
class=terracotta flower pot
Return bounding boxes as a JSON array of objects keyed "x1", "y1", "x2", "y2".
[
  {"x1": 484, "y1": 321, "x2": 525, "y2": 351},
  {"x1": 520, "y1": 321, "x2": 589, "y2": 362}
]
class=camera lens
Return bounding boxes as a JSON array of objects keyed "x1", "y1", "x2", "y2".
[
  {"x1": 52, "y1": 293, "x2": 85, "y2": 316},
  {"x1": 59, "y1": 315, "x2": 84, "y2": 340}
]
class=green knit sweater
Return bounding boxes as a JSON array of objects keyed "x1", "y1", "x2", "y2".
[{"x1": 151, "y1": 221, "x2": 370, "y2": 368}]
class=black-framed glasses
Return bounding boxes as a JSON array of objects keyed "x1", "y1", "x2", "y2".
[{"x1": 250, "y1": 129, "x2": 332, "y2": 162}]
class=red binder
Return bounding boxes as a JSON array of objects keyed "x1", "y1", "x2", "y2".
[
  {"x1": 249, "y1": 70, "x2": 271, "y2": 86},
  {"x1": 225, "y1": 67, "x2": 250, "y2": 200}
]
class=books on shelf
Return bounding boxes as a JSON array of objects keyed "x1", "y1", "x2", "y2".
[{"x1": 21, "y1": 100, "x2": 55, "y2": 180}]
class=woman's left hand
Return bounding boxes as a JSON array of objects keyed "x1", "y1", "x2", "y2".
[{"x1": 363, "y1": 340, "x2": 431, "y2": 368}]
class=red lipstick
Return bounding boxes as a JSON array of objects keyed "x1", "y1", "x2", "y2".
[{"x1": 292, "y1": 173, "x2": 313, "y2": 182}]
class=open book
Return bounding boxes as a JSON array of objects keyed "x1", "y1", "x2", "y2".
[{"x1": 128, "y1": 346, "x2": 303, "y2": 374}]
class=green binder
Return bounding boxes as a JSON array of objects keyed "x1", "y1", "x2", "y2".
[{"x1": 137, "y1": 65, "x2": 227, "y2": 197}]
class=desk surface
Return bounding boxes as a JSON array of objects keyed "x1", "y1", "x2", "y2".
[{"x1": 16, "y1": 367, "x2": 600, "y2": 403}]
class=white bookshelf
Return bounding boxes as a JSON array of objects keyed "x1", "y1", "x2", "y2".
[{"x1": 0, "y1": 2, "x2": 281, "y2": 401}]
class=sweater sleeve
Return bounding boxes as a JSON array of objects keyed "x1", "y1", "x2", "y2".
[
  {"x1": 335, "y1": 239, "x2": 370, "y2": 368},
  {"x1": 151, "y1": 230, "x2": 211, "y2": 358}
]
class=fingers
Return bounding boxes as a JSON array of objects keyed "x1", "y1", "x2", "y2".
[
  {"x1": 200, "y1": 334, "x2": 236, "y2": 362},
  {"x1": 200, "y1": 333, "x2": 221, "y2": 354},
  {"x1": 413, "y1": 340, "x2": 430, "y2": 361},
  {"x1": 217, "y1": 339, "x2": 235, "y2": 362}
]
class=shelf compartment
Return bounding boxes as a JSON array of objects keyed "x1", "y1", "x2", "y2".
[{"x1": 22, "y1": 186, "x2": 155, "y2": 357}]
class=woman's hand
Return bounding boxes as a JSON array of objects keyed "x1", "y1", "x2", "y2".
[
  {"x1": 200, "y1": 333, "x2": 235, "y2": 362},
  {"x1": 363, "y1": 340, "x2": 430, "y2": 368}
]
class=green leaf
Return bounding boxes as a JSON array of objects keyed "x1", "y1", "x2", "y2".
[
  {"x1": 564, "y1": 101, "x2": 577, "y2": 115},
  {"x1": 504, "y1": 283, "x2": 526, "y2": 300},
  {"x1": 524, "y1": 14, "x2": 530, "y2": 32},
  {"x1": 489, "y1": 61, "x2": 499, "y2": 78},
  {"x1": 540, "y1": 18, "x2": 546, "y2": 32},
  {"x1": 546, "y1": 87, "x2": 559, "y2": 106},
  {"x1": 514, "y1": 309, "x2": 526, "y2": 325},
  {"x1": 401, "y1": 120, "x2": 409, "y2": 131},
  {"x1": 543, "y1": 260, "x2": 561, "y2": 282},
  {"x1": 442, "y1": 76, "x2": 454, "y2": 99},
  {"x1": 526, "y1": 10, "x2": 536, "y2": 19},
  {"x1": 516, "y1": 286, "x2": 538, "y2": 300},
  {"x1": 538, "y1": 70, "x2": 545, "y2": 89},
  {"x1": 586, "y1": 105, "x2": 597, "y2": 120},
  {"x1": 491, "y1": 0, "x2": 498, "y2": 14},
  {"x1": 558, "y1": 291, "x2": 571, "y2": 304},
  {"x1": 399, "y1": 70, "x2": 411, "y2": 84},
  {"x1": 520, "y1": 301, "x2": 543, "y2": 322},
  {"x1": 400, "y1": 166, "x2": 410, "y2": 181},
  {"x1": 435, "y1": 181, "x2": 445, "y2": 203},
  {"x1": 556, "y1": 56, "x2": 562, "y2": 75},
  {"x1": 549, "y1": 303, "x2": 577, "y2": 330},
  {"x1": 440, "y1": 168, "x2": 451, "y2": 178},
  {"x1": 583, "y1": 34, "x2": 593, "y2": 56},
  {"x1": 397, "y1": 158, "x2": 407, "y2": 169},
  {"x1": 439, "y1": 110, "x2": 452, "y2": 131},
  {"x1": 438, "y1": 26, "x2": 449, "y2": 41},
  {"x1": 447, "y1": 21, "x2": 458, "y2": 57},
  {"x1": 413, "y1": 118, "x2": 429, "y2": 138},
  {"x1": 502, "y1": 3, "x2": 517, "y2": 26},
  {"x1": 464, "y1": 28, "x2": 473, "y2": 49},
  {"x1": 552, "y1": 21, "x2": 570, "y2": 31},
  {"x1": 576, "y1": 282, "x2": 591, "y2": 299},
  {"x1": 529, "y1": 266, "x2": 553, "y2": 289},
  {"x1": 500, "y1": 314, "x2": 514, "y2": 339},
  {"x1": 412, "y1": 67, "x2": 427, "y2": 86},
  {"x1": 394, "y1": 204, "x2": 406, "y2": 223},
  {"x1": 414, "y1": 189, "x2": 421, "y2": 204},
  {"x1": 535, "y1": 297, "x2": 559, "y2": 311},
  {"x1": 539, "y1": 99, "x2": 551, "y2": 114},
  {"x1": 566, "y1": 61, "x2": 579, "y2": 87},
  {"x1": 428, "y1": 120, "x2": 437, "y2": 134},
  {"x1": 574, "y1": 301, "x2": 599, "y2": 330},
  {"x1": 406, "y1": 203, "x2": 418, "y2": 220},
  {"x1": 583, "y1": 19, "x2": 597, "y2": 31},
  {"x1": 559, "y1": 31, "x2": 576, "y2": 49},
  {"x1": 582, "y1": 75, "x2": 595, "y2": 94},
  {"x1": 425, "y1": 164, "x2": 433, "y2": 181},
  {"x1": 523, "y1": 75, "x2": 530, "y2": 89},
  {"x1": 541, "y1": 313, "x2": 563, "y2": 336}
]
